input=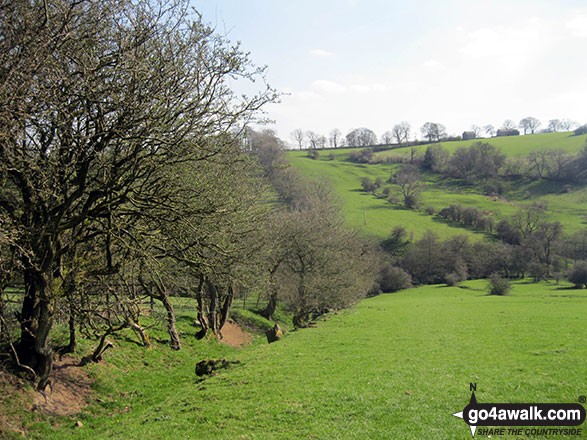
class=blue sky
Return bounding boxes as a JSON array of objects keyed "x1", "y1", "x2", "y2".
[{"x1": 194, "y1": 0, "x2": 587, "y2": 145}]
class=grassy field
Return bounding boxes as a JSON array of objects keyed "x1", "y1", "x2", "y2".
[
  {"x1": 287, "y1": 133, "x2": 587, "y2": 240},
  {"x1": 375, "y1": 132, "x2": 587, "y2": 160},
  {"x1": 288, "y1": 149, "x2": 488, "y2": 240},
  {"x1": 21, "y1": 280, "x2": 587, "y2": 439}
]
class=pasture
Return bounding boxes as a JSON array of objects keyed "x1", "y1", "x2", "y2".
[
  {"x1": 287, "y1": 133, "x2": 587, "y2": 240},
  {"x1": 25, "y1": 280, "x2": 587, "y2": 439}
]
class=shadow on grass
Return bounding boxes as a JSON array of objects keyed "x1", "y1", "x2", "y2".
[{"x1": 176, "y1": 315, "x2": 196, "y2": 326}]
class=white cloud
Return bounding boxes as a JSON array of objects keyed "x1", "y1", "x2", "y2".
[
  {"x1": 349, "y1": 83, "x2": 387, "y2": 93},
  {"x1": 310, "y1": 49, "x2": 334, "y2": 57},
  {"x1": 311, "y1": 79, "x2": 346, "y2": 93},
  {"x1": 566, "y1": 14, "x2": 587, "y2": 38},
  {"x1": 295, "y1": 90, "x2": 322, "y2": 101},
  {"x1": 422, "y1": 59, "x2": 443, "y2": 70}
]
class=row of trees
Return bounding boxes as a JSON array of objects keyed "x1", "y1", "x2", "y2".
[
  {"x1": 0, "y1": 0, "x2": 378, "y2": 392},
  {"x1": 420, "y1": 142, "x2": 587, "y2": 186},
  {"x1": 380, "y1": 220, "x2": 587, "y2": 289},
  {"x1": 292, "y1": 118, "x2": 581, "y2": 150},
  {"x1": 291, "y1": 125, "x2": 411, "y2": 150},
  {"x1": 0, "y1": 0, "x2": 280, "y2": 390}
]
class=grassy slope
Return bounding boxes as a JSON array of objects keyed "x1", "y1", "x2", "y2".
[
  {"x1": 375, "y1": 131, "x2": 587, "y2": 160},
  {"x1": 288, "y1": 149, "x2": 487, "y2": 240},
  {"x1": 288, "y1": 133, "x2": 587, "y2": 240},
  {"x1": 30, "y1": 280, "x2": 587, "y2": 440}
]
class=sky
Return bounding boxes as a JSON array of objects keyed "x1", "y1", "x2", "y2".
[{"x1": 194, "y1": 0, "x2": 587, "y2": 146}]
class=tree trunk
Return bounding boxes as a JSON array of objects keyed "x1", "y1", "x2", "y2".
[
  {"x1": 160, "y1": 294, "x2": 181, "y2": 350},
  {"x1": 18, "y1": 268, "x2": 54, "y2": 390},
  {"x1": 261, "y1": 263, "x2": 280, "y2": 320},
  {"x1": 262, "y1": 291, "x2": 277, "y2": 320},
  {"x1": 218, "y1": 283, "x2": 234, "y2": 332},
  {"x1": 195, "y1": 277, "x2": 207, "y2": 339},
  {"x1": 206, "y1": 279, "x2": 218, "y2": 335},
  {"x1": 128, "y1": 321, "x2": 151, "y2": 348}
]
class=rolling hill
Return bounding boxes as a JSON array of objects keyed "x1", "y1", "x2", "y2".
[{"x1": 288, "y1": 132, "x2": 587, "y2": 241}]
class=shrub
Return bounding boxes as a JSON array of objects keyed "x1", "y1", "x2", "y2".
[
  {"x1": 307, "y1": 149, "x2": 319, "y2": 160},
  {"x1": 403, "y1": 193, "x2": 419, "y2": 209},
  {"x1": 382, "y1": 186, "x2": 392, "y2": 198},
  {"x1": 424, "y1": 206, "x2": 435, "y2": 215},
  {"x1": 360, "y1": 176, "x2": 377, "y2": 193},
  {"x1": 488, "y1": 273, "x2": 511, "y2": 296},
  {"x1": 349, "y1": 148, "x2": 375, "y2": 163},
  {"x1": 438, "y1": 207, "x2": 451, "y2": 219},
  {"x1": 573, "y1": 124, "x2": 587, "y2": 136},
  {"x1": 445, "y1": 273, "x2": 461, "y2": 287},
  {"x1": 484, "y1": 179, "x2": 504, "y2": 196},
  {"x1": 568, "y1": 261, "x2": 587, "y2": 288},
  {"x1": 528, "y1": 261, "x2": 547, "y2": 282},
  {"x1": 378, "y1": 265, "x2": 412, "y2": 292}
]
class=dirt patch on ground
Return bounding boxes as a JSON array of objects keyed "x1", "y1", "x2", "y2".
[
  {"x1": 32, "y1": 355, "x2": 94, "y2": 417},
  {"x1": 218, "y1": 320, "x2": 253, "y2": 348}
]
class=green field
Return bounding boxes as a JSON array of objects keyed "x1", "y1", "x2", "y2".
[
  {"x1": 25, "y1": 280, "x2": 587, "y2": 439},
  {"x1": 375, "y1": 132, "x2": 587, "y2": 160},
  {"x1": 288, "y1": 133, "x2": 587, "y2": 240}
]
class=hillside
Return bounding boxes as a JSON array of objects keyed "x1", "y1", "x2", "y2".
[
  {"x1": 288, "y1": 132, "x2": 587, "y2": 241},
  {"x1": 16, "y1": 280, "x2": 587, "y2": 439},
  {"x1": 375, "y1": 131, "x2": 587, "y2": 160}
]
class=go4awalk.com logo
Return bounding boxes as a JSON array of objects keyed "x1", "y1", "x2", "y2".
[{"x1": 452, "y1": 384, "x2": 586, "y2": 438}]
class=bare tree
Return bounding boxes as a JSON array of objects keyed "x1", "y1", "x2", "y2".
[
  {"x1": 392, "y1": 121, "x2": 411, "y2": 146},
  {"x1": 519, "y1": 117, "x2": 541, "y2": 135},
  {"x1": 471, "y1": 125, "x2": 482, "y2": 137},
  {"x1": 559, "y1": 119, "x2": 576, "y2": 131},
  {"x1": 548, "y1": 119, "x2": 562, "y2": 132},
  {"x1": 420, "y1": 122, "x2": 446, "y2": 143},
  {"x1": 380, "y1": 131, "x2": 393, "y2": 144},
  {"x1": 346, "y1": 128, "x2": 377, "y2": 147},
  {"x1": 329, "y1": 128, "x2": 342, "y2": 148},
  {"x1": 484, "y1": 125, "x2": 496, "y2": 137},
  {"x1": 306, "y1": 131, "x2": 320, "y2": 149},
  {"x1": 394, "y1": 165, "x2": 420, "y2": 208},
  {"x1": 502, "y1": 119, "x2": 516, "y2": 130},
  {"x1": 291, "y1": 129, "x2": 305, "y2": 150}
]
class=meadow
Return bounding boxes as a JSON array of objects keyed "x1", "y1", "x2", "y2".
[
  {"x1": 22, "y1": 280, "x2": 587, "y2": 440},
  {"x1": 374, "y1": 131, "x2": 587, "y2": 160},
  {"x1": 287, "y1": 132, "x2": 587, "y2": 240}
]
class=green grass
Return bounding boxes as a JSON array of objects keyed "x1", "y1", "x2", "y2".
[
  {"x1": 288, "y1": 150, "x2": 488, "y2": 240},
  {"x1": 287, "y1": 134, "x2": 587, "y2": 240},
  {"x1": 26, "y1": 280, "x2": 587, "y2": 439},
  {"x1": 375, "y1": 132, "x2": 587, "y2": 160}
]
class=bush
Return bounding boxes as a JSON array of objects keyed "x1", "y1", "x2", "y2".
[
  {"x1": 568, "y1": 261, "x2": 587, "y2": 288},
  {"x1": 528, "y1": 261, "x2": 547, "y2": 282},
  {"x1": 382, "y1": 186, "x2": 392, "y2": 198},
  {"x1": 349, "y1": 148, "x2": 375, "y2": 163},
  {"x1": 378, "y1": 265, "x2": 412, "y2": 292},
  {"x1": 445, "y1": 273, "x2": 461, "y2": 287},
  {"x1": 307, "y1": 149, "x2": 319, "y2": 160},
  {"x1": 573, "y1": 124, "x2": 587, "y2": 136},
  {"x1": 424, "y1": 206, "x2": 435, "y2": 215},
  {"x1": 488, "y1": 273, "x2": 511, "y2": 296},
  {"x1": 360, "y1": 176, "x2": 377, "y2": 193},
  {"x1": 484, "y1": 179, "x2": 504, "y2": 196},
  {"x1": 403, "y1": 193, "x2": 419, "y2": 209}
]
